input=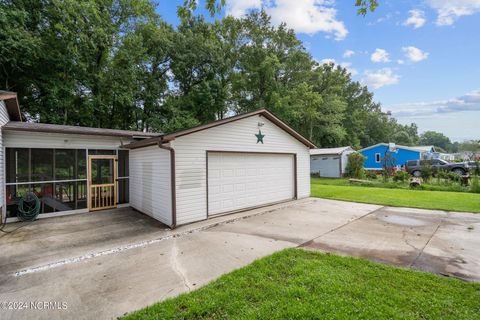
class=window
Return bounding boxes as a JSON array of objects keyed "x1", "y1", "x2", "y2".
[
  {"x1": 5, "y1": 148, "x2": 129, "y2": 218},
  {"x1": 375, "y1": 153, "x2": 381, "y2": 163},
  {"x1": 5, "y1": 148, "x2": 88, "y2": 218},
  {"x1": 31, "y1": 149, "x2": 54, "y2": 181},
  {"x1": 6, "y1": 148, "x2": 29, "y2": 183},
  {"x1": 55, "y1": 149, "x2": 76, "y2": 180},
  {"x1": 407, "y1": 160, "x2": 417, "y2": 167}
]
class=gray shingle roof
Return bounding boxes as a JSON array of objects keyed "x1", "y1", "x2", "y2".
[{"x1": 3, "y1": 121, "x2": 161, "y2": 138}]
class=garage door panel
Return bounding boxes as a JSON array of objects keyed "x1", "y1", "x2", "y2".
[{"x1": 208, "y1": 152, "x2": 295, "y2": 216}]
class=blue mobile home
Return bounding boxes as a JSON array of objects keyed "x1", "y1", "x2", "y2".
[{"x1": 358, "y1": 143, "x2": 435, "y2": 170}]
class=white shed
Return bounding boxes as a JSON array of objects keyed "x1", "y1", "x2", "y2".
[
  {"x1": 126, "y1": 109, "x2": 316, "y2": 227},
  {"x1": 310, "y1": 147, "x2": 354, "y2": 178}
]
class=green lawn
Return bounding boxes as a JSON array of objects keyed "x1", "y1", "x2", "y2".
[
  {"x1": 311, "y1": 178, "x2": 480, "y2": 213},
  {"x1": 124, "y1": 249, "x2": 480, "y2": 320}
]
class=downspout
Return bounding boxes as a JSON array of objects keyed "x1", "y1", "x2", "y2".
[{"x1": 158, "y1": 140, "x2": 177, "y2": 229}]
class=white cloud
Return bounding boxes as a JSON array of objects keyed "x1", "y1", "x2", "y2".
[
  {"x1": 370, "y1": 48, "x2": 390, "y2": 63},
  {"x1": 390, "y1": 89, "x2": 480, "y2": 117},
  {"x1": 343, "y1": 50, "x2": 355, "y2": 58},
  {"x1": 403, "y1": 9, "x2": 426, "y2": 28},
  {"x1": 226, "y1": 0, "x2": 262, "y2": 18},
  {"x1": 339, "y1": 62, "x2": 358, "y2": 76},
  {"x1": 426, "y1": 0, "x2": 480, "y2": 26},
  {"x1": 225, "y1": 0, "x2": 348, "y2": 40},
  {"x1": 319, "y1": 58, "x2": 336, "y2": 64},
  {"x1": 397, "y1": 59, "x2": 405, "y2": 65},
  {"x1": 402, "y1": 46, "x2": 429, "y2": 62},
  {"x1": 362, "y1": 68, "x2": 400, "y2": 89},
  {"x1": 317, "y1": 59, "x2": 357, "y2": 76}
]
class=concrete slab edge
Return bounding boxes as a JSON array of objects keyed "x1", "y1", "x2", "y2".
[{"x1": 13, "y1": 198, "x2": 315, "y2": 277}]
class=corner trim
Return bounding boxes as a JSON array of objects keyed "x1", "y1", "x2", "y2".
[{"x1": 158, "y1": 141, "x2": 176, "y2": 229}]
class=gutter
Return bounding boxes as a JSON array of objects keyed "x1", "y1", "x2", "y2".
[{"x1": 158, "y1": 140, "x2": 177, "y2": 229}]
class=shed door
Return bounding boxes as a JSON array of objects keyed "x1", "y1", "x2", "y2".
[{"x1": 208, "y1": 152, "x2": 295, "y2": 216}]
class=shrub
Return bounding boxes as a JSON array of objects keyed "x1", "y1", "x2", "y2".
[
  {"x1": 471, "y1": 176, "x2": 480, "y2": 193},
  {"x1": 365, "y1": 171, "x2": 377, "y2": 180},
  {"x1": 436, "y1": 170, "x2": 449, "y2": 183},
  {"x1": 419, "y1": 162, "x2": 432, "y2": 182},
  {"x1": 346, "y1": 152, "x2": 366, "y2": 179},
  {"x1": 447, "y1": 172, "x2": 461, "y2": 183},
  {"x1": 393, "y1": 171, "x2": 410, "y2": 182},
  {"x1": 382, "y1": 152, "x2": 396, "y2": 182},
  {"x1": 473, "y1": 161, "x2": 480, "y2": 176}
]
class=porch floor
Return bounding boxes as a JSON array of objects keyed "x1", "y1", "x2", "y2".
[{"x1": 0, "y1": 207, "x2": 169, "y2": 275}]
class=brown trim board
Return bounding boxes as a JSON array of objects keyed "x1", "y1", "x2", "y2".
[
  {"x1": 158, "y1": 142, "x2": 177, "y2": 228},
  {"x1": 0, "y1": 91, "x2": 22, "y2": 121}
]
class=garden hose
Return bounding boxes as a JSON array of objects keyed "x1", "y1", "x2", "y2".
[{"x1": 17, "y1": 192, "x2": 41, "y2": 222}]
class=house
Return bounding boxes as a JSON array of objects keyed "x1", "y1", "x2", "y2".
[
  {"x1": 358, "y1": 143, "x2": 436, "y2": 170},
  {"x1": 310, "y1": 147, "x2": 354, "y2": 178},
  {"x1": 0, "y1": 91, "x2": 315, "y2": 227}
]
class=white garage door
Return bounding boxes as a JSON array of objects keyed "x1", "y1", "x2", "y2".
[{"x1": 208, "y1": 152, "x2": 295, "y2": 216}]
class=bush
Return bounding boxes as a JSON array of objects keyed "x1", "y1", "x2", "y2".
[
  {"x1": 447, "y1": 172, "x2": 461, "y2": 183},
  {"x1": 473, "y1": 161, "x2": 480, "y2": 176},
  {"x1": 436, "y1": 170, "x2": 449, "y2": 183},
  {"x1": 393, "y1": 171, "x2": 410, "y2": 182},
  {"x1": 365, "y1": 171, "x2": 377, "y2": 180},
  {"x1": 470, "y1": 176, "x2": 480, "y2": 193},
  {"x1": 420, "y1": 163, "x2": 433, "y2": 182},
  {"x1": 346, "y1": 152, "x2": 366, "y2": 179}
]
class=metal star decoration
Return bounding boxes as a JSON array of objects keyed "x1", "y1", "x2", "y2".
[{"x1": 255, "y1": 130, "x2": 265, "y2": 144}]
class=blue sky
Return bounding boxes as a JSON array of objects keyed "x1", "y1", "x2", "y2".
[{"x1": 156, "y1": 0, "x2": 480, "y2": 142}]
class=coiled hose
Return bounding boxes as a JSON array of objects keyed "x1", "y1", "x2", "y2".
[{"x1": 17, "y1": 192, "x2": 41, "y2": 221}]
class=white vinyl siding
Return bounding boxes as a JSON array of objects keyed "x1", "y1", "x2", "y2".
[
  {"x1": 171, "y1": 114, "x2": 310, "y2": 225},
  {"x1": 3, "y1": 131, "x2": 134, "y2": 149},
  {"x1": 129, "y1": 145, "x2": 172, "y2": 226},
  {"x1": 208, "y1": 152, "x2": 294, "y2": 215},
  {"x1": 0, "y1": 101, "x2": 10, "y2": 218}
]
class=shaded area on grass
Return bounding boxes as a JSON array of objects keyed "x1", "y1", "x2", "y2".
[
  {"x1": 123, "y1": 249, "x2": 480, "y2": 319},
  {"x1": 311, "y1": 183, "x2": 480, "y2": 213}
]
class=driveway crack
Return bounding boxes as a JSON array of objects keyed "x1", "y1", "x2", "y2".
[
  {"x1": 170, "y1": 238, "x2": 192, "y2": 291},
  {"x1": 402, "y1": 229, "x2": 419, "y2": 251},
  {"x1": 409, "y1": 219, "x2": 443, "y2": 268},
  {"x1": 298, "y1": 206, "x2": 385, "y2": 248}
]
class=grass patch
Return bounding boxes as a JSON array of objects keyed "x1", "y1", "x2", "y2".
[
  {"x1": 311, "y1": 181, "x2": 480, "y2": 212},
  {"x1": 312, "y1": 177, "x2": 476, "y2": 193},
  {"x1": 124, "y1": 249, "x2": 480, "y2": 319}
]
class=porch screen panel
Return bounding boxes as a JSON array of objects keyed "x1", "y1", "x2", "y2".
[
  {"x1": 117, "y1": 150, "x2": 129, "y2": 204},
  {"x1": 5, "y1": 148, "x2": 88, "y2": 218}
]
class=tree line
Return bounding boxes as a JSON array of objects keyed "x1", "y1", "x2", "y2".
[{"x1": 0, "y1": 0, "x2": 444, "y2": 149}]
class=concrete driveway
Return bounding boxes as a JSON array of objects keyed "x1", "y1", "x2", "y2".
[{"x1": 0, "y1": 198, "x2": 479, "y2": 320}]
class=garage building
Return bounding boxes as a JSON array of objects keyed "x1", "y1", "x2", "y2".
[
  {"x1": 310, "y1": 147, "x2": 354, "y2": 178},
  {"x1": 126, "y1": 109, "x2": 315, "y2": 227},
  {"x1": 0, "y1": 91, "x2": 314, "y2": 228}
]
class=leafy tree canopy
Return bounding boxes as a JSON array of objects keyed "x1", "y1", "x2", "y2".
[
  {"x1": 0, "y1": 0, "x2": 449, "y2": 149},
  {"x1": 419, "y1": 131, "x2": 452, "y2": 152}
]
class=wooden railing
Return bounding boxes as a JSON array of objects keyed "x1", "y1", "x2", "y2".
[{"x1": 90, "y1": 183, "x2": 116, "y2": 211}]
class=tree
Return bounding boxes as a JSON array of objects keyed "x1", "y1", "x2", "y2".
[
  {"x1": 0, "y1": 0, "x2": 158, "y2": 128},
  {"x1": 419, "y1": 131, "x2": 452, "y2": 151},
  {"x1": 0, "y1": 1, "x2": 442, "y2": 149},
  {"x1": 177, "y1": 0, "x2": 379, "y2": 18}
]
